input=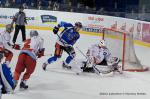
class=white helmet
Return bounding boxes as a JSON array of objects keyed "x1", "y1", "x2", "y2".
[
  {"x1": 30, "y1": 30, "x2": 38, "y2": 37},
  {"x1": 6, "y1": 24, "x2": 14, "y2": 33},
  {"x1": 99, "y1": 40, "x2": 106, "y2": 47}
]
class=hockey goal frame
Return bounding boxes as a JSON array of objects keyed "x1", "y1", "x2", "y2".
[{"x1": 102, "y1": 28, "x2": 148, "y2": 72}]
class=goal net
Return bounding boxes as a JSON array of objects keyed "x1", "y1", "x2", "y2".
[{"x1": 102, "y1": 28, "x2": 148, "y2": 72}]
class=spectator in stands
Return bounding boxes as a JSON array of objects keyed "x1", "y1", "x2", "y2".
[
  {"x1": 0, "y1": 0, "x2": 2, "y2": 7},
  {"x1": 5, "y1": 0, "x2": 10, "y2": 7},
  {"x1": 37, "y1": 0, "x2": 42, "y2": 10},
  {"x1": 48, "y1": 0, "x2": 52, "y2": 10},
  {"x1": 11, "y1": 6, "x2": 27, "y2": 44},
  {"x1": 0, "y1": 0, "x2": 6, "y2": 7},
  {"x1": 53, "y1": 2, "x2": 59, "y2": 11},
  {"x1": 15, "y1": 0, "x2": 22, "y2": 5},
  {"x1": 96, "y1": 7, "x2": 104, "y2": 15},
  {"x1": 23, "y1": 3, "x2": 28, "y2": 9}
]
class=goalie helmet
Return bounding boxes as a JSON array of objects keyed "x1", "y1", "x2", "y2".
[
  {"x1": 6, "y1": 24, "x2": 14, "y2": 33},
  {"x1": 99, "y1": 40, "x2": 106, "y2": 47},
  {"x1": 30, "y1": 30, "x2": 38, "y2": 37}
]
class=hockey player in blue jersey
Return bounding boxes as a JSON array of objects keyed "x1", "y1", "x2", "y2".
[
  {"x1": 0, "y1": 52, "x2": 15, "y2": 94},
  {"x1": 42, "y1": 21, "x2": 82, "y2": 70}
]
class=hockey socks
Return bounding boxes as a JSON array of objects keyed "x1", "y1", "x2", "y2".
[
  {"x1": 47, "y1": 56, "x2": 58, "y2": 64},
  {"x1": 65, "y1": 55, "x2": 73, "y2": 64}
]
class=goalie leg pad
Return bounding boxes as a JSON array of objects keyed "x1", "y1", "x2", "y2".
[{"x1": 94, "y1": 65, "x2": 113, "y2": 74}]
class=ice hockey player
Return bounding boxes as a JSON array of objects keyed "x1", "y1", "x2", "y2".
[
  {"x1": 0, "y1": 52, "x2": 15, "y2": 94},
  {"x1": 42, "y1": 21, "x2": 82, "y2": 70},
  {"x1": 0, "y1": 24, "x2": 20, "y2": 66},
  {"x1": 13, "y1": 30, "x2": 45, "y2": 90},
  {"x1": 81, "y1": 40, "x2": 121, "y2": 74}
]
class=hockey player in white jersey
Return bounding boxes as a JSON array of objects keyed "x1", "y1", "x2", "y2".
[
  {"x1": 13, "y1": 30, "x2": 45, "y2": 90},
  {"x1": 0, "y1": 24, "x2": 20, "y2": 66},
  {"x1": 81, "y1": 40, "x2": 121, "y2": 74}
]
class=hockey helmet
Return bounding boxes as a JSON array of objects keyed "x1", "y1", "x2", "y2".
[
  {"x1": 6, "y1": 24, "x2": 14, "y2": 33},
  {"x1": 30, "y1": 30, "x2": 39, "y2": 37},
  {"x1": 75, "y1": 22, "x2": 83, "y2": 28},
  {"x1": 99, "y1": 40, "x2": 106, "y2": 47}
]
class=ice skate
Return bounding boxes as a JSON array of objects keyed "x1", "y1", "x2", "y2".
[
  {"x1": 20, "y1": 80, "x2": 28, "y2": 90},
  {"x1": 62, "y1": 62, "x2": 72, "y2": 70},
  {"x1": 42, "y1": 62, "x2": 48, "y2": 71}
]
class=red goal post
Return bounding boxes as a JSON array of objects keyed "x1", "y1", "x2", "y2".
[{"x1": 102, "y1": 28, "x2": 148, "y2": 72}]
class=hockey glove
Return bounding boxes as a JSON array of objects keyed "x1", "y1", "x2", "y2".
[
  {"x1": 53, "y1": 26, "x2": 59, "y2": 34},
  {"x1": 12, "y1": 44, "x2": 21, "y2": 50},
  {"x1": 37, "y1": 48, "x2": 45, "y2": 58}
]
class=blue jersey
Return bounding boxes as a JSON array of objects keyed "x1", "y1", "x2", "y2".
[
  {"x1": 0, "y1": 64, "x2": 15, "y2": 93},
  {"x1": 58, "y1": 21, "x2": 80, "y2": 46}
]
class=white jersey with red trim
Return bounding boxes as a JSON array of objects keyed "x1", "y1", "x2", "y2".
[
  {"x1": 0, "y1": 31, "x2": 11, "y2": 49},
  {"x1": 87, "y1": 44, "x2": 112, "y2": 64},
  {"x1": 21, "y1": 36, "x2": 44, "y2": 60}
]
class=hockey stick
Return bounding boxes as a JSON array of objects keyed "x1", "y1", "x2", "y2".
[{"x1": 75, "y1": 46, "x2": 87, "y2": 59}]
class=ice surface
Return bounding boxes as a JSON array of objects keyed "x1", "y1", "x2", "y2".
[{"x1": 1, "y1": 29, "x2": 150, "y2": 99}]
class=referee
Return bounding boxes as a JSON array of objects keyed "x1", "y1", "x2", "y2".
[{"x1": 11, "y1": 6, "x2": 27, "y2": 44}]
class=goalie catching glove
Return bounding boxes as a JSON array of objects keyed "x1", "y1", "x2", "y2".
[
  {"x1": 109, "y1": 57, "x2": 120, "y2": 66},
  {"x1": 37, "y1": 48, "x2": 45, "y2": 58},
  {"x1": 53, "y1": 26, "x2": 59, "y2": 34}
]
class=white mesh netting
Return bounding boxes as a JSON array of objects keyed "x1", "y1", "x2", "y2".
[{"x1": 102, "y1": 28, "x2": 148, "y2": 72}]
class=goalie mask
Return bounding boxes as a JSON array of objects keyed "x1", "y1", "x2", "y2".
[
  {"x1": 99, "y1": 40, "x2": 106, "y2": 47},
  {"x1": 30, "y1": 30, "x2": 39, "y2": 37}
]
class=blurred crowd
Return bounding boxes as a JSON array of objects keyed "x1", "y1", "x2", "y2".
[
  {"x1": 0, "y1": 0, "x2": 98, "y2": 14},
  {"x1": 0, "y1": 0, "x2": 59, "y2": 10},
  {"x1": 0, "y1": 0, "x2": 149, "y2": 21}
]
